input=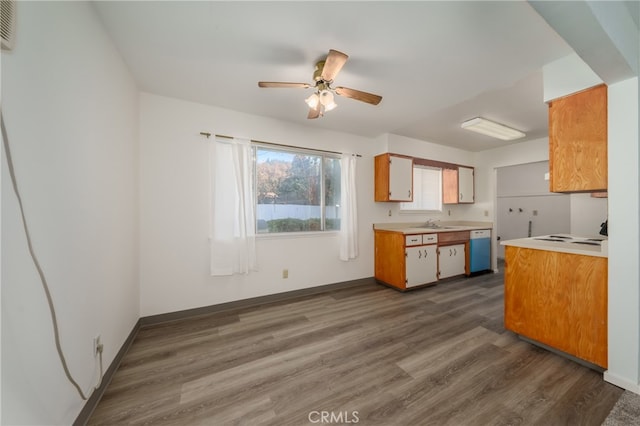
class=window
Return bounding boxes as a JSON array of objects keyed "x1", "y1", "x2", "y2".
[
  {"x1": 400, "y1": 165, "x2": 442, "y2": 211},
  {"x1": 255, "y1": 146, "x2": 340, "y2": 233}
]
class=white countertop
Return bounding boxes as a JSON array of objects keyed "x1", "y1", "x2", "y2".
[
  {"x1": 373, "y1": 221, "x2": 493, "y2": 234},
  {"x1": 501, "y1": 234, "x2": 608, "y2": 258}
]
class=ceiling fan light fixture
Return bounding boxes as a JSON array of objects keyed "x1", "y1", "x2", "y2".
[
  {"x1": 461, "y1": 117, "x2": 525, "y2": 141},
  {"x1": 323, "y1": 102, "x2": 338, "y2": 112},
  {"x1": 305, "y1": 93, "x2": 319, "y2": 108},
  {"x1": 258, "y1": 49, "x2": 381, "y2": 120},
  {"x1": 319, "y1": 90, "x2": 337, "y2": 111}
]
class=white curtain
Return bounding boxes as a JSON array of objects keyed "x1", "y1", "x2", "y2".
[
  {"x1": 209, "y1": 137, "x2": 257, "y2": 275},
  {"x1": 339, "y1": 154, "x2": 358, "y2": 261}
]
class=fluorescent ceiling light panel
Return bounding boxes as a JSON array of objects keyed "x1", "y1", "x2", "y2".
[{"x1": 461, "y1": 117, "x2": 525, "y2": 141}]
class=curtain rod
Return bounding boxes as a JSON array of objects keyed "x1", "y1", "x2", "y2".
[{"x1": 199, "y1": 132, "x2": 361, "y2": 157}]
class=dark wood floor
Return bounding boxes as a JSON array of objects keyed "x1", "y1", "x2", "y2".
[{"x1": 89, "y1": 270, "x2": 623, "y2": 425}]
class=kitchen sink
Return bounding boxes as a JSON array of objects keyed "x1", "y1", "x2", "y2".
[
  {"x1": 415, "y1": 225, "x2": 471, "y2": 231},
  {"x1": 419, "y1": 223, "x2": 443, "y2": 229}
]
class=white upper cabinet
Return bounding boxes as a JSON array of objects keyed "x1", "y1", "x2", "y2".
[
  {"x1": 458, "y1": 166, "x2": 474, "y2": 203},
  {"x1": 375, "y1": 153, "x2": 413, "y2": 202}
]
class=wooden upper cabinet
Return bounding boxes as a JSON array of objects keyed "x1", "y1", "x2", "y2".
[
  {"x1": 374, "y1": 153, "x2": 413, "y2": 202},
  {"x1": 442, "y1": 168, "x2": 458, "y2": 204},
  {"x1": 443, "y1": 166, "x2": 474, "y2": 204},
  {"x1": 548, "y1": 84, "x2": 607, "y2": 193}
]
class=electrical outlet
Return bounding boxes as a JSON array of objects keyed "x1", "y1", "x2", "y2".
[
  {"x1": 282, "y1": 269, "x2": 288, "y2": 279},
  {"x1": 93, "y1": 335, "x2": 101, "y2": 357}
]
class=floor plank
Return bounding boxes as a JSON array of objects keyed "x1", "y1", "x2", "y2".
[{"x1": 88, "y1": 270, "x2": 623, "y2": 425}]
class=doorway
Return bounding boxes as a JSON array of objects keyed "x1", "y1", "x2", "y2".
[{"x1": 495, "y1": 161, "x2": 571, "y2": 259}]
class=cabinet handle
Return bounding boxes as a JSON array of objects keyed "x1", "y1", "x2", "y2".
[
  {"x1": 424, "y1": 249, "x2": 427, "y2": 257},
  {"x1": 454, "y1": 248, "x2": 457, "y2": 256},
  {"x1": 460, "y1": 193, "x2": 463, "y2": 200},
  {"x1": 418, "y1": 250, "x2": 422, "y2": 259},
  {"x1": 449, "y1": 248, "x2": 452, "y2": 256},
  {"x1": 408, "y1": 190, "x2": 411, "y2": 198}
]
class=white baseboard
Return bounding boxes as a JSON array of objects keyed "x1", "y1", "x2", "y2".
[{"x1": 604, "y1": 371, "x2": 640, "y2": 394}]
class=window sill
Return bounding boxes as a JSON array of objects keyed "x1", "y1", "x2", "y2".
[
  {"x1": 256, "y1": 230, "x2": 339, "y2": 240},
  {"x1": 399, "y1": 209, "x2": 443, "y2": 215}
]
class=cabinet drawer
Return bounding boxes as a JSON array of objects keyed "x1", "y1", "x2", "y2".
[
  {"x1": 422, "y1": 234, "x2": 438, "y2": 244},
  {"x1": 405, "y1": 235, "x2": 423, "y2": 246},
  {"x1": 438, "y1": 231, "x2": 470, "y2": 244}
]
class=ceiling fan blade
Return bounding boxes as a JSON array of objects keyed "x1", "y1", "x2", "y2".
[
  {"x1": 321, "y1": 49, "x2": 349, "y2": 82},
  {"x1": 307, "y1": 104, "x2": 321, "y2": 119},
  {"x1": 335, "y1": 86, "x2": 383, "y2": 105},
  {"x1": 258, "y1": 82, "x2": 311, "y2": 89}
]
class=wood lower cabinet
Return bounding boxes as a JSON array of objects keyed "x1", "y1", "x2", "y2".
[
  {"x1": 548, "y1": 84, "x2": 607, "y2": 192},
  {"x1": 504, "y1": 246, "x2": 607, "y2": 368},
  {"x1": 374, "y1": 230, "x2": 437, "y2": 290}
]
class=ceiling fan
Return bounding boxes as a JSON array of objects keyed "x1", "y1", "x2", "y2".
[{"x1": 258, "y1": 49, "x2": 383, "y2": 119}]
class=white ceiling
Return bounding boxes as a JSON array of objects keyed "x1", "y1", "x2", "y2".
[{"x1": 93, "y1": 1, "x2": 575, "y2": 152}]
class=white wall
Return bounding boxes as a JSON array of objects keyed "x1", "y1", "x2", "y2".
[
  {"x1": 542, "y1": 53, "x2": 603, "y2": 102},
  {"x1": 604, "y1": 76, "x2": 640, "y2": 392},
  {"x1": 569, "y1": 194, "x2": 608, "y2": 236},
  {"x1": 1, "y1": 2, "x2": 139, "y2": 424},
  {"x1": 139, "y1": 93, "x2": 394, "y2": 317}
]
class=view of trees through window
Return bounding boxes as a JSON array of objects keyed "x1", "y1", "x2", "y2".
[{"x1": 256, "y1": 147, "x2": 341, "y2": 233}]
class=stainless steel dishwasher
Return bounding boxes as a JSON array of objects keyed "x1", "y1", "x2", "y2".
[{"x1": 470, "y1": 229, "x2": 491, "y2": 273}]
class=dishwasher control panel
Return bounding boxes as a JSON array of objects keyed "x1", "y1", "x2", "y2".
[{"x1": 470, "y1": 229, "x2": 491, "y2": 239}]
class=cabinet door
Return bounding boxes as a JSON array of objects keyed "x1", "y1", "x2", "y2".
[
  {"x1": 504, "y1": 246, "x2": 607, "y2": 367},
  {"x1": 374, "y1": 230, "x2": 406, "y2": 289},
  {"x1": 438, "y1": 243, "x2": 466, "y2": 279},
  {"x1": 374, "y1": 154, "x2": 413, "y2": 202},
  {"x1": 442, "y1": 168, "x2": 458, "y2": 204},
  {"x1": 423, "y1": 245, "x2": 438, "y2": 284},
  {"x1": 548, "y1": 84, "x2": 607, "y2": 192},
  {"x1": 443, "y1": 167, "x2": 475, "y2": 204},
  {"x1": 405, "y1": 245, "x2": 437, "y2": 287},
  {"x1": 389, "y1": 155, "x2": 413, "y2": 201},
  {"x1": 458, "y1": 166, "x2": 474, "y2": 203}
]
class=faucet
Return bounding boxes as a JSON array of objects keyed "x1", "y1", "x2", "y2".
[{"x1": 425, "y1": 218, "x2": 440, "y2": 228}]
